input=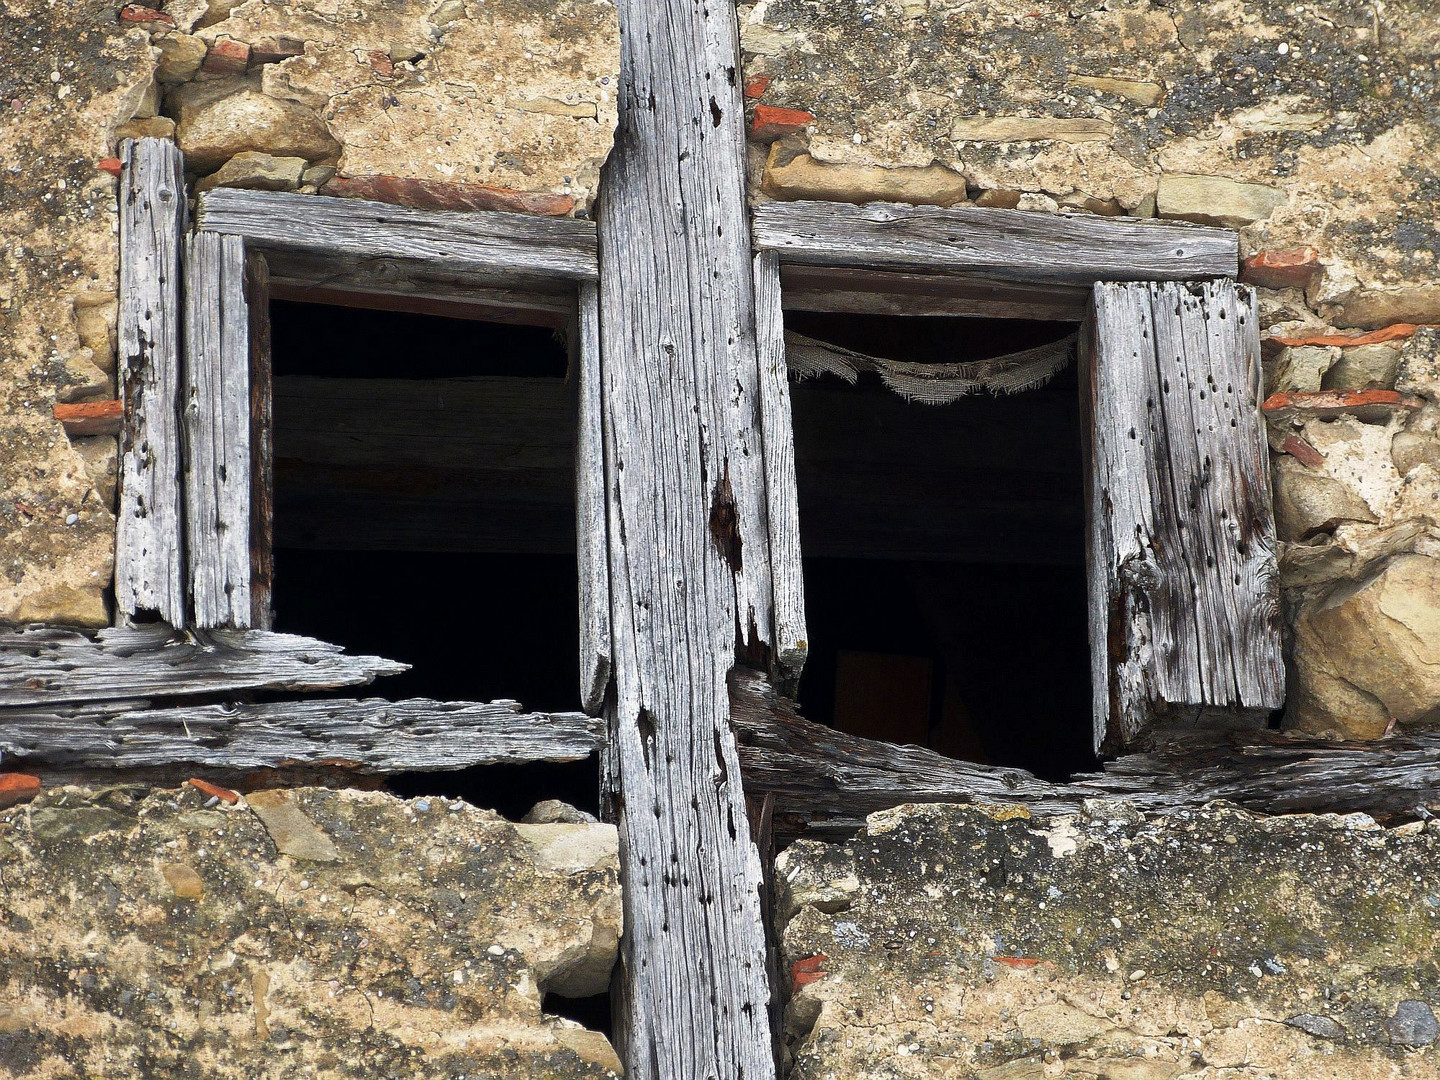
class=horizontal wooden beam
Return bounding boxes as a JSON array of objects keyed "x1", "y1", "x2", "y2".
[
  {"x1": 0, "y1": 697, "x2": 602, "y2": 773},
  {"x1": 753, "y1": 201, "x2": 1239, "y2": 287},
  {"x1": 0, "y1": 625, "x2": 407, "y2": 707},
  {"x1": 780, "y1": 264, "x2": 1088, "y2": 323},
  {"x1": 728, "y1": 671, "x2": 1440, "y2": 834},
  {"x1": 196, "y1": 189, "x2": 599, "y2": 283}
]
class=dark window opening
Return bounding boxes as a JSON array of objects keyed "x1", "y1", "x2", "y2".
[
  {"x1": 268, "y1": 300, "x2": 598, "y2": 819},
  {"x1": 544, "y1": 991, "x2": 614, "y2": 1042},
  {"x1": 786, "y1": 311, "x2": 1096, "y2": 781}
]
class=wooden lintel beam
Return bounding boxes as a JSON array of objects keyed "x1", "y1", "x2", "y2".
[
  {"x1": 0, "y1": 697, "x2": 603, "y2": 774},
  {"x1": 0, "y1": 625, "x2": 407, "y2": 707},
  {"x1": 753, "y1": 200, "x2": 1239, "y2": 287},
  {"x1": 779, "y1": 264, "x2": 1089, "y2": 322},
  {"x1": 196, "y1": 189, "x2": 598, "y2": 282}
]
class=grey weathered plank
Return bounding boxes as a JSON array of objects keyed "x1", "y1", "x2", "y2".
[
  {"x1": 246, "y1": 251, "x2": 275, "y2": 630},
  {"x1": 596, "y1": 0, "x2": 778, "y2": 1069},
  {"x1": 197, "y1": 189, "x2": 598, "y2": 282},
  {"x1": 753, "y1": 201, "x2": 1239, "y2": 287},
  {"x1": 1082, "y1": 281, "x2": 1283, "y2": 752},
  {"x1": 727, "y1": 671, "x2": 1440, "y2": 835},
  {"x1": 116, "y1": 137, "x2": 188, "y2": 626},
  {"x1": 183, "y1": 232, "x2": 252, "y2": 628},
  {"x1": 573, "y1": 282, "x2": 611, "y2": 714},
  {"x1": 0, "y1": 697, "x2": 602, "y2": 773},
  {"x1": 754, "y1": 251, "x2": 807, "y2": 679},
  {"x1": 0, "y1": 625, "x2": 406, "y2": 707}
]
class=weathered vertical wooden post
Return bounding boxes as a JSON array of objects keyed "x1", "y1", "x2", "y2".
[{"x1": 595, "y1": 0, "x2": 778, "y2": 1073}]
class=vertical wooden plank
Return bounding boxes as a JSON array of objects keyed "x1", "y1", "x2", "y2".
[
  {"x1": 596, "y1": 0, "x2": 777, "y2": 1070},
  {"x1": 574, "y1": 281, "x2": 611, "y2": 713},
  {"x1": 247, "y1": 251, "x2": 274, "y2": 630},
  {"x1": 116, "y1": 137, "x2": 187, "y2": 626},
  {"x1": 183, "y1": 232, "x2": 252, "y2": 628},
  {"x1": 1083, "y1": 280, "x2": 1283, "y2": 752},
  {"x1": 753, "y1": 250, "x2": 808, "y2": 680}
]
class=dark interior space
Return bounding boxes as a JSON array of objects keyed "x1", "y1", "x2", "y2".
[
  {"x1": 268, "y1": 299, "x2": 599, "y2": 823},
  {"x1": 785, "y1": 311, "x2": 1096, "y2": 780}
]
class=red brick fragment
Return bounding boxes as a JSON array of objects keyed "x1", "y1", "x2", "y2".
[
  {"x1": 367, "y1": 49, "x2": 395, "y2": 77},
  {"x1": 53, "y1": 399, "x2": 122, "y2": 437},
  {"x1": 751, "y1": 104, "x2": 815, "y2": 142},
  {"x1": 0, "y1": 774, "x2": 41, "y2": 811},
  {"x1": 98, "y1": 157, "x2": 124, "y2": 178},
  {"x1": 321, "y1": 174, "x2": 576, "y2": 217},
  {"x1": 994, "y1": 956, "x2": 1045, "y2": 970},
  {"x1": 188, "y1": 778, "x2": 240, "y2": 804},
  {"x1": 744, "y1": 75, "x2": 771, "y2": 100},
  {"x1": 1268, "y1": 324, "x2": 1420, "y2": 349},
  {"x1": 1281, "y1": 434, "x2": 1326, "y2": 468},
  {"x1": 203, "y1": 37, "x2": 252, "y2": 76},
  {"x1": 1241, "y1": 246, "x2": 1321, "y2": 291},
  {"x1": 1261, "y1": 388, "x2": 1424, "y2": 423},
  {"x1": 119, "y1": 4, "x2": 173, "y2": 24},
  {"x1": 791, "y1": 954, "x2": 828, "y2": 989}
]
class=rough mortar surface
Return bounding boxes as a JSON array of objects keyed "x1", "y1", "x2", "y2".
[
  {"x1": 0, "y1": 785, "x2": 622, "y2": 1078},
  {"x1": 779, "y1": 802, "x2": 1440, "y2": 1079}
]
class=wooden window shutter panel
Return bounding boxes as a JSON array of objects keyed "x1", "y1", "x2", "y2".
[{"x1": 1081, "y1": 280, "x2": 1284, "y2": 752}]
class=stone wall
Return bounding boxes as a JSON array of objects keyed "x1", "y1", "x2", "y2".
[
  {"x1": 778, "y1": 801, "x2": 1440, "y2": 1079},
  {"x1": 0, "y1": 784, "x2": 622, "y2": 1078},
  {"x1": 739, "y1": 0, "x2": 1440, "y2": 739},
  {"x1": 0, "y1": 0, "x2": 619, "y2": 626}
]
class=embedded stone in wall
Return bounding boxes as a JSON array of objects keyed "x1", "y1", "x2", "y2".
[
  {"x1": 195, "y1": 0, "x2": 621, "y2": 210},
  {"x1": 176, "y1": 85, "x2": 340, "y2": 172},
  {"x1": 0, "y1": 785, "x2": 622, "y2": 1078},
  {"x1": 761, "y1": 139, "x2": 969, "y2": 207},
  {"x1": 1290, "y1": 552, "x2": 1440, "y2": 738},
  {"x1": 778, "y1": 802, "x2": 1440, "y2": 1079}
]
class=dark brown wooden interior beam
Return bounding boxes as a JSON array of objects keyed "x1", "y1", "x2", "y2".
[
  {"x1": 753, "y1": 201, "x2": 1239, "y2": 286},
  {"x1": 196, "y1": 188, "x2": 599, "y2": 282},
  {"x1": 780, "y1": 264, "x2": 1089, "y2": 323}
]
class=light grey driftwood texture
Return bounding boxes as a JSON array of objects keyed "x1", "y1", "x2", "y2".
[
  {"x1": 753, "y1": 201, "x2": 1239, "y2": 286},
  {"x1": 0, "y1": 697, "x2": 602, "y2": 773},
  {"x1": 116, "y1": 137, "x2": 188, "y2": 626},
  {"x1": 197, "y1": 189, "x2": 598, "y2": 282},
  {"x1": 573, "y1": 282, "x2": 611, "y2": 714},
  {"x1": 727, "y1": 671, "x2": 1440, "y2": 835},
  {"x1": 596, "y1": 0, "x2": 777, "y2": 1069},
  {"x1": 1081, "y1": 281, "x2": 1283, "y2": 753},
  {"x1": 246, "y1": 251, "x2": 274, "y2": 629},
  {"x1": 183, "y1": 231, "x2": 252, "y2": 628},
  {"x1": 753, "y1": 250, "x2": 807, "y2": 680},
  {"x1": 0, "y1": 625, "x2": 406, "y2": 707}
]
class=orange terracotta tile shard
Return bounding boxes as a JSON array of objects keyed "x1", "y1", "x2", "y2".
[
  {"x1": 994, "y1": 956, "x2": 1046, "y2": 969},
  {"x1": 744, "y1": 75, "x2": 771, "y2": 99},
  {"x1": 98, "y1": 157, "x2": 124, "y2": 178},
  {"x1": 1267, "y1": 324, "x2": 1420, "y2": 349},
  {"x1": 1262, "y1": 389, "x2": 1423, "y2": 423},
  {"x1": 1240, "y1": 247, "x2": 1321, "y2": 290},
  {"x1": 792, "y1": 954, "x2": 829, "y2": 989},
  {"x1": 1281, "y1": 434, "x2": 1326, "y2": 468},
  {"x1": 0, "y1": 773, "x2": 41, "y2": 810},
  {"x1": 203, "y1": 38, "x2": 252, "y2": 76},
  {"x1": 321, "y1": 175, "x2": 575, "y2": 217},
  {"x1": 53, "y1": 399, "x2": 122, "y2": 436},
  {"x1": 188, "y1": 778, "x2": 240, "y2": 805},
  {"x1": 119, "y1": 4, "x2": 173, "y2": 24},
  {"x1": 751, "y1": 104, "x2": 815, "y2": 141}
]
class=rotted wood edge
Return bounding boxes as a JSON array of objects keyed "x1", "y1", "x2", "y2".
[
  {"x1": 247, "y1": 251, "x2": 275, "y2": 629},
  {"x1": 0, "y1": 624, "x2": 406, "y2": 707},
  {"x1": 573, "y1": 281, "x2": 612, "y2": 714}
]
